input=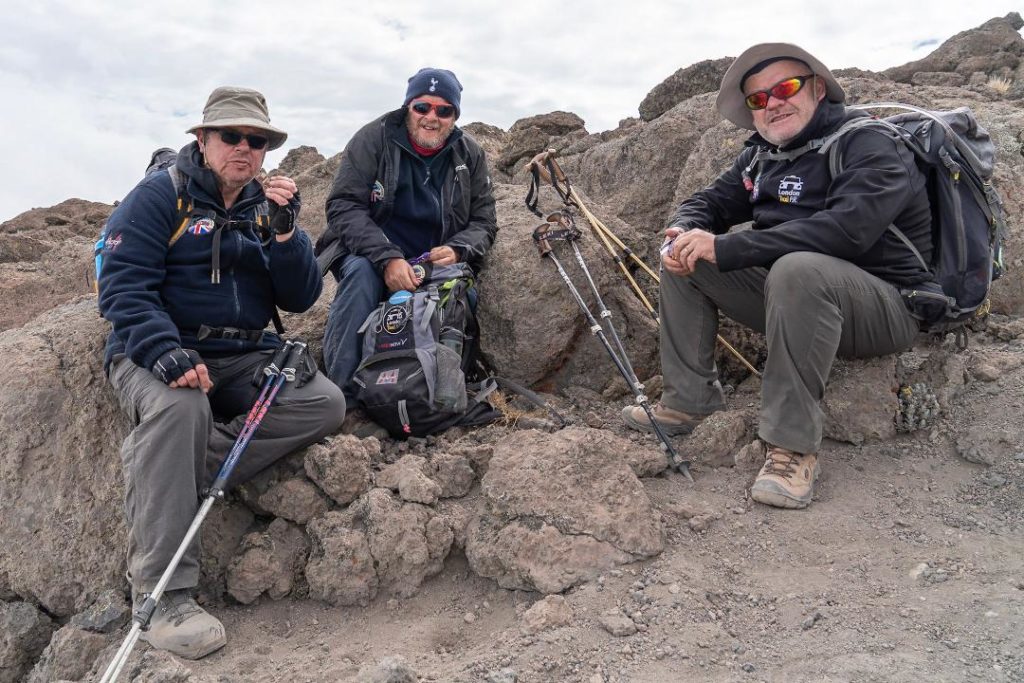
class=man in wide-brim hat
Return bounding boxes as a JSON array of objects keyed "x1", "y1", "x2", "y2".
[
  {"x1": 622, "y1": 43, "x2": 938, "y2": 510},
  {"x1": 98, "y1": 86, "x2": 345, "y2": 658}
]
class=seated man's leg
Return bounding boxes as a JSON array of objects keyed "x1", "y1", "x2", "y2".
[
  {"x1": 108, "y1": 357, "x2": 226, "y2": 659},
  {"x1": 323, "y1": 254, "x2": 385, "y2": 399},
  {"x1": 754, "y1": 252, "x2": 920, "y2": 508},
  {"x1": 205, "y1": 350, "x2": 346, "y2": 488},
  {"x1": 624, "y1": 261, "x2": 767, "y2": 435}
]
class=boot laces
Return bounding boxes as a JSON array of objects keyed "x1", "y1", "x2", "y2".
[
  {"x1": 763, "y1": 449, "x2": 802, "y2": 480},
  {"x1": 157, "y1": 590, "x2": 203, "y2": 626}
]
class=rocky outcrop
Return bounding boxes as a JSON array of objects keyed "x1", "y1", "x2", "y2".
[
  {"x1": 639, "y1": 57, "x2": 734, "y2": 122},
  {"x1": 0, "y1": 601, "x2": 54, "y2": 683},
  {"x1": 883, "y1": 13, "x2": 1024, "y2": 84},
  {"x1": 466, "y1": 428, "x2": 664, "y2": 594}
]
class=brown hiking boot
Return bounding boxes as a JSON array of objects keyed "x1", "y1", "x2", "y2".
[
  {"x1": 136, "y1": 588, "x2": 226, "y2": 659},
  {"x1": 750, "y1": 447, "x2": 819, "y2": 509},
  {"x1": 621, "y1": 403, "x2": 706, "y2": 436}
]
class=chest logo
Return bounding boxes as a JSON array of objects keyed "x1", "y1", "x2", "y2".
[
  {"x1": 383, "y1": 305, "x2": 410, "y2": 335},
  {"x1": 371, "y1": 180, "x2": 385, "y2": 203},
  {"x1": 188, "y1": 217, "x2": 215, "y2": 236},
  {"x1": 778, "y1": 175, "x2": 804, "y2": 204}
]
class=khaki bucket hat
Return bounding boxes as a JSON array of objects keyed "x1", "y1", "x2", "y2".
[
  {"x1": 186, "y1": 86, "x2": 288, "y2": 150},
  {"x1": 715, "y1": 43, "x2": 845, "y2": 130}
]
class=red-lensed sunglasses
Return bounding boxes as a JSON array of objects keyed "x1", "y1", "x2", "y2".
[
  {"x1": 743, "y1": 74, "x2": 815, "y2": 111},
  {"x1": 409, "y1": 101, "x2": 456, "y2": 119}
]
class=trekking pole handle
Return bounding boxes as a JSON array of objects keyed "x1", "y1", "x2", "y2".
[
  {"x1": 529, "y1": 149, "x2": 556, "y2": 184},
  {"x1": 282, "y1": 342, "x2": 307, "y2": 382},
  {"x1": 264, "y1": 340, "x2": 294, "y2": 378}
]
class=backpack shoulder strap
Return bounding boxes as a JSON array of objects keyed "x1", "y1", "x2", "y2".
[{"x1": 167, "y1": 166, "x2": 194, "y2": 248}]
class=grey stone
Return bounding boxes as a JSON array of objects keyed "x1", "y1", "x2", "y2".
[
  {"x1": 227, "y1": 518, "x2": 310, "y2": 604},
  {"x1": 598, "y1": 611, "x2": 638, "y2": 637},
  {"x1": 520, "y1": 595, "x2": 573, "y2": 634},
  {"x1": 304, "y1": 435, "x2": 377, "y2": 506},
  {"x1": 258, "y1": 477, "x2": 331, "y2": 525},
  {"x1": 26, "y1": 625, "x2": 108, "y2": 683},
  {"x1": 355, "y1": 654, "x2": 417, "y2": 683},
  {"x1": 0, "y1": 601, "x2": 55, "y2": 683}
]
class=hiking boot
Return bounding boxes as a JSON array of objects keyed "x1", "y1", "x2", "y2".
[
  {"x1": 750, "y1": 447, "x2": 819, "y2": 509},
  {"x1": 621, "y1": 403, "x2": 706, "y2": 436},
  {"x1": 135, "y1": 588, "x2": 226, "y2": 660}
]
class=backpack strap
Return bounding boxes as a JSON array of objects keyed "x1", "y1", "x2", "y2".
[{"x1": 167, "y1": 166, "x2": 194, "y2": 248}]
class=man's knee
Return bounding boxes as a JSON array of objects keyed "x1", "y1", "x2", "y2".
[
  {"x1": 336, "y1": 256, "x2": 384, "y2": 299},
  {"x1": 141, "y1": 385, "x2": 212, "y2": 428},
  {"x1": 765, "y1": 252, "x2": 835, "y2": 302}
]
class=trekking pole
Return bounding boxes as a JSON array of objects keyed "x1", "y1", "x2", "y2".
[
  {"x1": 532, "y1": 222, "x2": 693, "y2": 481},
  {"x1": 99, "y1": 341, "x2": 304, "y2": 683},
  {"x1": 528, "y1": 149, "x2": 762, "y2": 379}
]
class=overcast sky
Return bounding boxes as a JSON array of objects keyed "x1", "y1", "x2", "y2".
[{"x1": 2, "y1": 1, "x2": 1020, "y2": 223}]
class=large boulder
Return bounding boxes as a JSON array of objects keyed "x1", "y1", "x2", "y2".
[
  {"x1": 477, "y1": 183, "x2": 659, "y2": 390},
  {"x1": 883, "y1": 13, "x2": 1024, "y2": 83},
  {"x1": 466, "y1": 428, "x2": 664, "y2": 594},
  {"x1": 638, "y1": 57, "x2": 733, "y2": 122},
  {"x1": 0, "y1": 601, "x2": 54, "y2": 683},
  {"x1": 0, "y1": 299, "x2": 127, "y2": 616}
]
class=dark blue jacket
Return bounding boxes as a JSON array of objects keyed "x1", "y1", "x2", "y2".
[{"x1": 99, "y1": 142, "x2": 321, "y2": 371}]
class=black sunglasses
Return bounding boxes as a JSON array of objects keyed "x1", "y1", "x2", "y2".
[
  {"x1": 743, "y1": 74, "x2": 815, "y2": 111},
  {"x1": 409, "y1": 101, "x2": 456, "y2": 119},
  {"x1": 208, "y1": 128, "x2": 269, "y2": 150}
]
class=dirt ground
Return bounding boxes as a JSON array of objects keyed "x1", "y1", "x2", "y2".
[{"x1": 169, "y1": 336, "x2": 1024, "y2": 683}]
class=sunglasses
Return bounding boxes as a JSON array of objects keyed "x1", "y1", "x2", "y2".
[
  {"x1": 743, "y1": 75, "x2": 815, "y2": 111},
  {"x1": 209, "y1": 128, "x2": 269, "y2": 150},
  {"x1": 409, "y1": 101, "x2": 456, "y2": 119}
]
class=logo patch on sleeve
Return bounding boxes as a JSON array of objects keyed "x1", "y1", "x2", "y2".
[
  {"x1": 376, "y1": 368, "x2": 400, "y2": 385},
  {"x1": 188, "y1": 217, "x2": 216, "y2": 235}
]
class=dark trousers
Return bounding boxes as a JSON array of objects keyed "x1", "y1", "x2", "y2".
[{"x1": 659, "y1": 252, "x2": 919, "y2": 454}]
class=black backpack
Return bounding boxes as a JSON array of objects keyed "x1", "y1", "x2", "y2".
[
  {"x1": 819, "y1": 103, "x2": 1006, "y2": 338},
  {"x1": 353, "y1": 263, "x2": 500, "y2": 437}
]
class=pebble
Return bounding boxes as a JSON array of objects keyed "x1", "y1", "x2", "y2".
[
  {"x1": 464, "y1": 612, "x2": 477, "y2": 624},
  {"x1": 668, "y1": 583, "x2": 681, "y2": 595},
  {"x1": 1014, "y1": 452, "x2": 1024, "y2": 461},
  {"x1": 980, "y1": 472, "x2": 1007, "y2": 488},
  {"x1": 742, "y1": 663, "x2": 756, "y2": 673}
]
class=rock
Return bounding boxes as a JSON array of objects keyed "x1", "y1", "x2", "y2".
[
  {"x1": 0, "y1": 301, "x2": 128, "y2": 617},
  {"x1": 520, "y1": 595, "x2": 573, "y2": 634},
  {"x1": 466, "y1": 428, "x2": 664, "y2": 594},
  {"x1": 376, "y1": 455, "x2": 443, "y2": 505},
  {"x1": 639, "y1": 57, "x2": 734, "y2": 121},
  {"x1": 304, "y1": 435, "x2": 377, "y2": 506},
  {"x1": 485, "y1": 668, "x2": 518, "y2": 683},
  {"x1": 198, "y1": 501, "x2": 256, "y2": 602},
  {"x1": 688, "y1": 513, "x2": 720, "y2": 533},
  {"x1": 428, "y1": 452, "x2": 476, "y2": 498},
  {"x1": 124, "y1": 649, "x2": 195, "y2": 682},
  {"x1": 822, "y1": 356, "x2": 899, "y2": 445},
  {"x1": 734, "y1": 439, "x2": 766, "y2": 470},
  {"x1": 69, "y1": 589, "x2": 130, "y2": 634},
  {"x1": 510, "y1": 111, "x2": 587, "y2": 137},
  {"x1": 956, "y1": 426, "x2": 1002, "y2": 466},
  {"x1": 597, "y1": 611, "x2": 637, "y2": 637},
  {"x1": 355, "y1": 654, "x2": 417, "y2": 683},
  {"x1": 306, "y1": 512, "x2": 378, "y2": 607},
  {"x1": 0, "y1": 601, "x2": 55, "y2": 683},
  {"x1": 258, "y1": 477, "x2": 331, "y2": 524},
  {"x1": 306, "y1": 490, "x2": 453, "y2": 605},
  {"x1": 227, "y1": 519, "x2": 310, "y2": 604},
  {"x1": 884, "y1": 13, "x2": 1024, "y2": 82},
  {"x1": 436, "y1": 500, "x2": 472, "y2": 549},
  {"x1": 911, "y1": 71, "x2": 967, "y2": 87},
  {"x1": 26, "y1": 625, "x2": 108, "y2": 683},
  {"x1": 677, "y1": 409, "x2": 756, "y2": 467},
  {"x1": 478, "y1": 185, "x2": 659, "y2": 390},
  {"x1": 623, "y1": 439, "x2": 670, "y2": 479}
]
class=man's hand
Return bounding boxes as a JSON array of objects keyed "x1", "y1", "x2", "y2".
[
  {"x1": 662, "y1": 227, "x2": 717, "y2": 277},
  {"x1": 263, "y1": 175, "x2": 299, "y2": 242},
  {"x1": 151, "y1": 348, "x2": 214, "y2": 393},
  {"x1": 429, "y1": 246, "x2": 459, "y2": 266},
  {"x1": 384, "y1": 258, "x2": 421, "y2": 292}
]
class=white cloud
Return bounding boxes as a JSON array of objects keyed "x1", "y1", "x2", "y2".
[{"x1": 1, "y1": 0, "x2": 1020, "y2": 222}]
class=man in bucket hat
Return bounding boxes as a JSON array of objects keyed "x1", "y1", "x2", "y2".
[
  {"x1": 98, "y1": 86, "x2": 345, "y2": 658},
  {"x1": 315, "y1": 67, "x2": 497, "y2": 400},
  {"x1": 622, "y1": 44, "x2": 936, "y2": 509}
]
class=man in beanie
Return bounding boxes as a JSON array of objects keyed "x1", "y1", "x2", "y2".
[
  {"x1": 622, "y1": 44, "x2": 935, "y2": 509},
  {"x1": 317, "y1": 67, "x2": 497, "y2": 399},
  {"x1": 98, "y1": 86, "x2": 345, "y2": 658}
]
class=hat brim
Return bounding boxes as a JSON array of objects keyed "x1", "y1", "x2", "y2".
[
  {"x1": 715, "y1": 43, "x2": 845, "y2": 130},
  {"x1": 186, "y1": 119, "x2": 288, "y2": 151}
]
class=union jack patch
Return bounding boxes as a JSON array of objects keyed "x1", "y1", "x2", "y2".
[{"x1": 188, "y1": 217, "x2": 215, "y2": 236}]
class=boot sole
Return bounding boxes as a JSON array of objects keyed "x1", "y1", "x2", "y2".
[
  {"x1": 141, "y1": 627, "x2": 226, "y2": 660},
  {"x1": 750, "y1": 463, "x2": 818, "y2": 509},
  {"x1": 620, "y1": 406, "x2": 696, "y2": 437}
]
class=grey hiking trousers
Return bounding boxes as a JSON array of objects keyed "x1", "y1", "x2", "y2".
[
  {"x1": 660, "y1": 252, "x2": 919, "y2": 455},
  {"x1": 109, "y1": 350, "x2": 345, "y2": 593}
]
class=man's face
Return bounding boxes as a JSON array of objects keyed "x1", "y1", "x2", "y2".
[
  {"x1": 406, "y1": 95, "x2": 456, "y2": 150},
  {"x1": 196, "y1": 126, "x2": 267, "y2": 193},
  {"x1": 744, "y1": 59, "x2": 825, "y2": 147}
]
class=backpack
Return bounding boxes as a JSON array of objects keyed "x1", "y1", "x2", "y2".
[
  {"x1": 819, "y1": 103, "x2": 1007, "y2": 338},
  {"x1": 353, "y1": 263, "x2": 501, "y2": 438},
  {"x1": 94, "y1": 148, "x2": 284, "y2": 333}
]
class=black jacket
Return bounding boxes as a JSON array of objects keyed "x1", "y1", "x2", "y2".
[
  {"x1": 316, "y1": 108, "x2": 497, "y2": 274},
  {"x1": 671, "y1": 102, "x2": 933, "y2": 287}
]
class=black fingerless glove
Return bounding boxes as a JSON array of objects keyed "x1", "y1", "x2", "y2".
[
  {"x1": 151, "y1": 348, "x2": 202, "y2": 384},
  {"x1": 268, "y1": 192, "x2": 300, "y2": 236}
]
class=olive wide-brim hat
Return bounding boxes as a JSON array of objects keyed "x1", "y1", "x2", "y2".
[
  {"x1": 715, "y1": 43, "x2": 845, "y2": 130},
  {"x1": 186, "y1": 86, "x2": 288, "y2": 150}
]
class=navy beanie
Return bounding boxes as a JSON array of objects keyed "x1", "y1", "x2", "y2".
[{"x1": 403, "y1": 68, "x2": 463, "y2": 118}]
